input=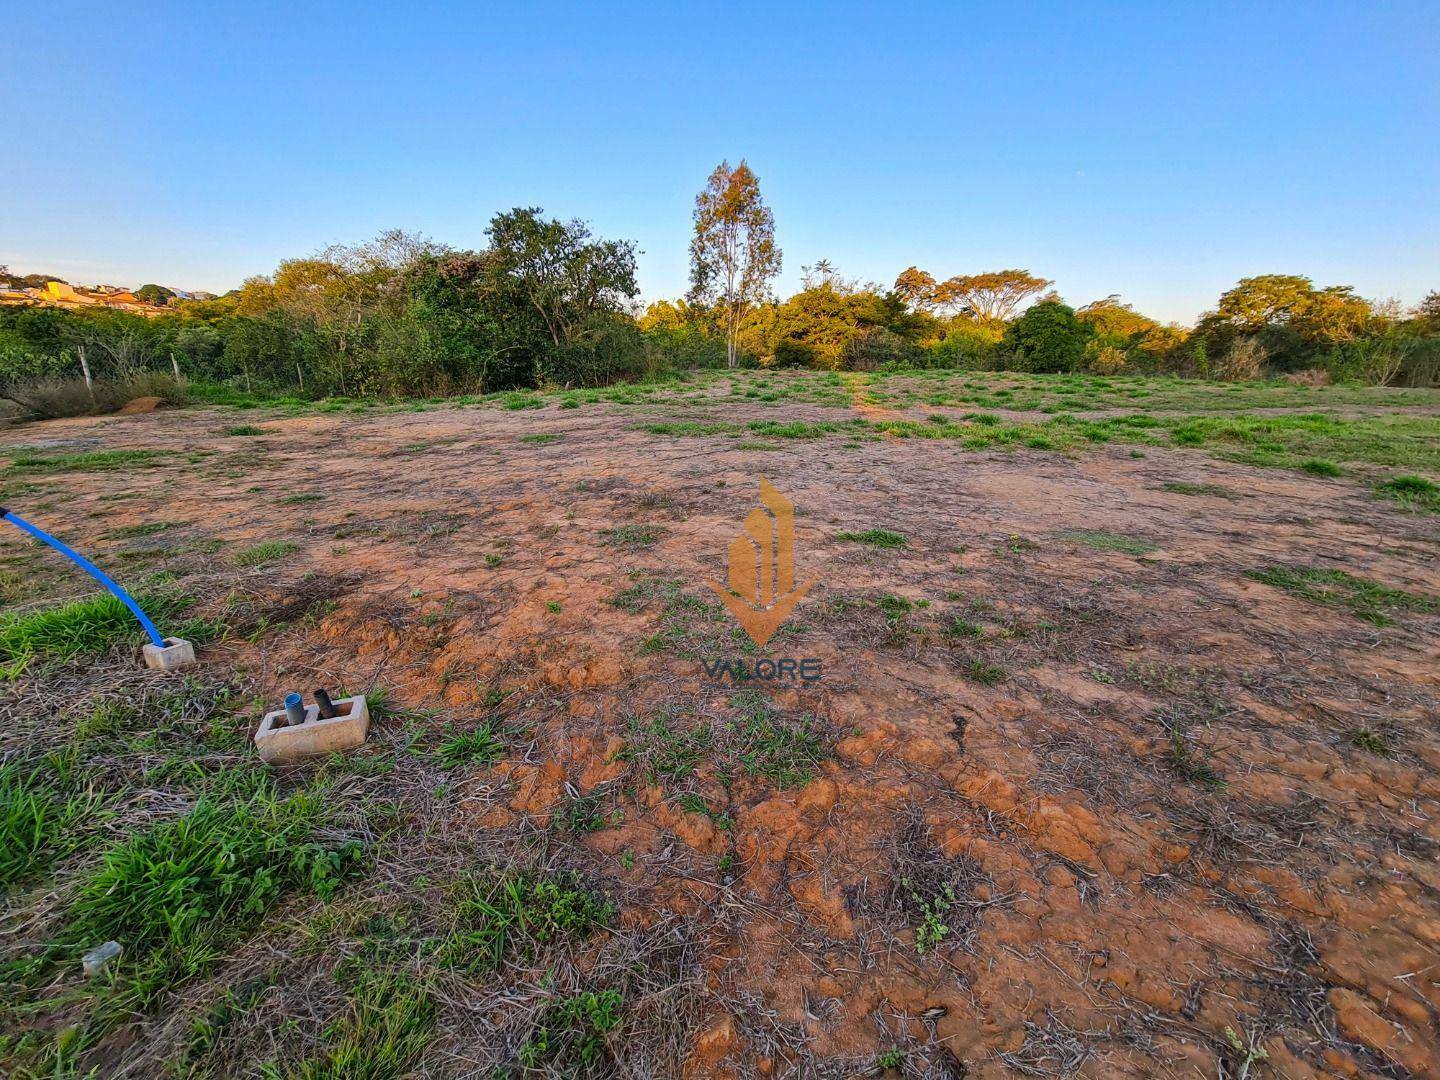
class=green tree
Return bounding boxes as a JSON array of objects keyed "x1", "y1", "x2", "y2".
[
  {"x1": 135, "y1": 284, "x2": 175, "y2": 306},
  {"x1": 893, "y1": 266, "x2": 939, "y2": 312},
  {"x1": 689, "y1": 160, "x2": 782, "y2": 368},
  {"x1": 1002, "y1": 300, "x2": 1091, "y2": 373},
  {"x1": 934, "y1": 269, "x2": 1050, "y2": 322},
  {"x1": 485, "y1": 207, "x2": 639, "y2": 350}
]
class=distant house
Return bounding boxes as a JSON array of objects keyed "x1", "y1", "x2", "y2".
[{"x1": 30, "y1": 280, "x2": 165, "y2": 315}]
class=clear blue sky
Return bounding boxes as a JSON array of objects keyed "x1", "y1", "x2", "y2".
[{"x1": 2, "y1": 2, "x2": 1435, "y2": 324}]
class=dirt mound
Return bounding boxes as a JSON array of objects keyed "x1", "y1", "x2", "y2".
[{"x1": 117, "y1": 395, "x2": 167, "y2": 414}]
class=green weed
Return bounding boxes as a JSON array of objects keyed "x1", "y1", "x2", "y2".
[
  {"x1": 728, "y1": 691, "x2": 830, "y2": 788},
  {"x1": 0, "y1": 762, "x2": 100, "y2": 895},
  {"x1": 0, "y1": 589, "x2": 194, "y2": 665},
  {"x1": 265, "y1": 969, "x2": 435, "y2": 1080},
  {"x1": 7, "y1": 449, "x2": 165, "y2": 473},
  {"x1": 433, "y1": 722, "x2": 508, "y2": 768},
  {"x1": 1246, "y1": 565, "x2": 1440, "y2": 626},
  {"x1": 835, "y1": 528, "x2": 908, "y2": 549},
  {"x1": 1376, "y1": 474, "x2": 1440, "y2": 513},
  {"x1": 602, "y1": 525, "x2": 668, "y2": 550},
  {"x1": 234, "y1": 540, "x2": 300, "y2": 567},
  {"x1": 1060, "y1": 529, "x2": 1158, "y2": 555},
  {"x1": 518, "y1": 989, "x2": 623, "y2": 1072},
  {"x1": 103, "y1": 521, "x2": 174, "y2": 540},
  {"x1": 441, "y1": 868, "x2": 613, "y2": 973}
]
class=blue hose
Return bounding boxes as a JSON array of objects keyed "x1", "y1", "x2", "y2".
[{"x1": 1, "y1": 508, "x2": 167, "y2": 648}]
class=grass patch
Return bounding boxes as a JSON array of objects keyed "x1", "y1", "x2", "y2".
[
  {"x1": 6, "y1": 449, "x2": 165, "y2": 473},
  {"x1": 433, "y1": 721, "x2": 508, "y2": 769},
  {"x1": 103, "y1": 521, "x2": 174, "y2": 540},
  {"x1": 267, "y1": 969, "x2": 435, "y2": 1080},
  {"x1": 0, "y1": 589, "x2": 195, "y2": 666},
  {"x1": 234, "y1": 540, "x2": 300, "y2": 567},
  {"x1": 1167, "y1": 730, "x2": 1227, "y2": 789},
  {"x1": 519, "y1": 988, "x2": 623, "y2": 1072},
  {"x1": 962, "y1": 659, "x2": 1007, "y2": 685},
  {"x1": 620, "y1": 711, "x2": 713, "y2": 785},
  {"x1": 835, "y1": 528, "x2": 908, "y2": 549},
  {"x1": 639, "y1": 421, "x2": 740, "y2": 437},
  {"x1": 279, "y1": 492, "x2": 326, "y2": 505},
  {"x1": 602, "y1": 525, "x2": 668, "y2": 550},
  {"x1": 442, "y1": 868, "x2": 613, "y2": 973},
  {"x1": 1246, "y1": 565, "x2": 1440, "y2": 626},
  {"x1": 0, "y1": 762, "x2": 101, "y2": 896},
  {"x1": 225, "y1": 425, "x2": 272, "y2": 436},
  {"x1": 1059, "y1": 529, "x2": 1157, "y2": 555},
  {"x1": 557, "y1": 792, "x2": 613, "y2": 834},
  {"x1": 727, "y1": 691, "x2": 830, "y2": 788},
  {"x1": 1349, "y1": 727, "x2": 1391, "y2": 755},
  {"x1": 519, "y1": 433, "x2": 561, "y2": 445},
  {"x1": 1375, "y1": 474, "x2": 1440, "y2": 513},
  {"x1": 1300, "y1": 458, "x2": 1342, "y2": 477},
  {"x1": 1161, "y1": 481, "x2": 1235, "y2": 498}
]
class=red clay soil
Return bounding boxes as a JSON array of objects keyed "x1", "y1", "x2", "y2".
[{"x1": 7, "y1": 394, "x2": 1440, "y2": 1078}]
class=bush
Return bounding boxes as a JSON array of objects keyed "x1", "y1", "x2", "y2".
[
  {"x1": 0, "y1": 371, "x2": 187, "y2": 419},
  {"x1": 1322, "y1": 337, "x2": 1407, "y2": 386},
  {"x1": 641, "y1": 325, "x2": 728, "y2": 370},
  {"x1": 772, "y1": 339, "x2": 819, "y2": 368},
  {"x1": 924, "y1": 321, "x2": 1002, "y2": 369},
  {"x1": 840, "y1": 327, "x2": 921, "y2": 371},
  {"x1": 1216, "y1": 336, "x2": 1267, "y2": 381},
  {"x1": 1002, "y1": 301, "x2": 1090, "y2": 373},
  {"x1": 540, "y1": 313, "x2": 650, "y2": 387}
]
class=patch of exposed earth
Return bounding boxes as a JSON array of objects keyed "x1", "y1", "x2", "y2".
[{"x1": 4, "y1": 391, "x2": 1440, "y2": 1078}]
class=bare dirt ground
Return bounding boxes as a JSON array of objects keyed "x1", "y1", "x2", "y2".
[{"x1": 3, "y1": 372, "x2": 1439, "y2": 1078}]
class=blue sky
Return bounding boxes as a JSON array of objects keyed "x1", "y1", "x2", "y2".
[{"x1": 2, "y1": 2, "x2": 1435, "y2": 323}]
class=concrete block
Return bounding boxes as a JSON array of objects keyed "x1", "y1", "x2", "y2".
[
  {"x1": 143, "y1": 637, "x2": 196, "y2": 670},
  {"x1": 255, "y1": 694, "x2": 370, "y2": 765}
]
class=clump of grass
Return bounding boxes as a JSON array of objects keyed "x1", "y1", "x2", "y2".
[
  {"x1": 1375, "y1": 474, "x2": 1440, "y2": 513},
  {"x1": 7, "y1": 449, "x2": 164, "y2": 473},
  {"x1": 1161, "y1": 481, "x2": 1235, "y2": 498},
  {"x1": 1300, "y1": 458, "x2": 1342, "y2": 477},
  {"x1": 557, "y1": 792, "x2": 613, "y2": 834},
  {"x1": 0, "y1": 762, "x2": 100, "y2": 895},
  {"x1": 61, "y1": 792, "x2": 362, "y2": 973},
  {"x1": 1349, "y1": 727, "x2": 1390, "y2": 755},
  {"x1": 519, "y1": 988, "x2": 624, "y2": 1072},
  {"x1": 639, "y1": 421, "x2": 740, "y2": 437},
  {"x1": 1167, "y1": 730, "x2": 1226, "y2": 789},
  {"x1": 224, "y1": 425, "x2": 272, "y2": 436},
  {"x1": 433, "y1": 722, "x2": 508, "y2": 768},
  {"x1": 1246, "y1": 565, "x2": 1440, "y2": 626},
  {"x1": 944, "y1": 617, "x2": 983, "y2": 639},
  {"x1": 0, "y1": 589, "x2": 193, "y2": 666},
  {"x1": 279, "y1": 492, "x2": 325, "y2": 505},
  {"x1": 728, "y1": 691, "x2": 831, "y2": 788},
  {"x1": 620, "y1": 711, "x2": 713, "y2": 785},
  {"x1": 1059, "y1": 529, "x2": 1158, "y2": 555},
  {"x1": 271, "y1": 969, "x2": 435, "y2": 1079},
  {"x1": 103, "y1": 521, "x2": 175, "y2": 540},
  {"x1": 602, "y1": 525, "x2": 668, "y2": 550},
  {"x1": 234, "y1": 540, "x2": 300, "y2": 567},
  {"x1": 836, "y1": 528, "x2": 908, "y2": 549},
  {"x1": 442, "y1": 868, "x2": 613, "y2": 973},
  {"x1": 520, "y1": 433, "x2": 561, "y2": 445},
  {"x1": 962, "y1": 659, "x2": 1007, "y2": 685}
]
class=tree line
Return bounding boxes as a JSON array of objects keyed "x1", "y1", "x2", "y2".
[{"x1": 2, "y1": 161, "x2": 1438, "y2": 416}]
